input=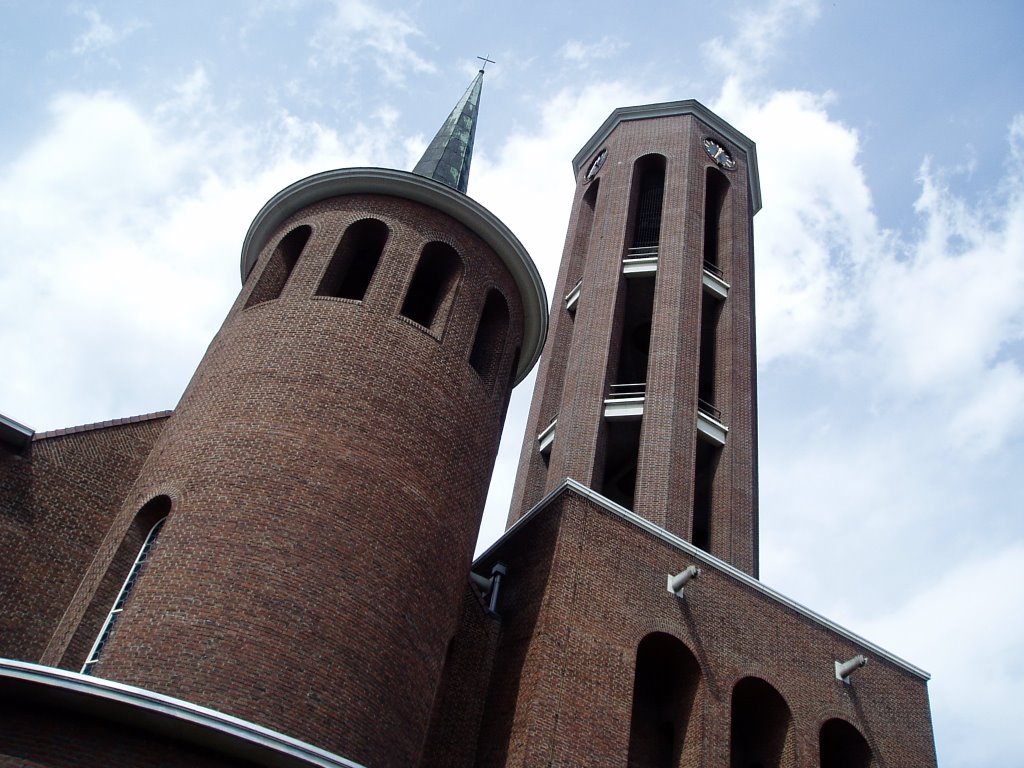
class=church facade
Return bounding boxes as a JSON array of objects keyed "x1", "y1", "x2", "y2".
[{"x1": 0, "y1": 74, "x2": 936, "y2": 767}]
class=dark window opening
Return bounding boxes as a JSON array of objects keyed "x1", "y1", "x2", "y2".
[
  {"x1": 630, "y1": 156, "x2": 666, "y2": 249},
  {"x1": 569, "y1": 179, "x2": 599, "y2": 289},
  {"x1": 693, "y1": 440, "x2": 720, "y2": 552},
  {"x1": 820, "y1": 719, "x2": 873, "y2": 768},
  {"x1": 704, "y1": 168, "x2": 729, "y2": 272},
  {"x1": 601, "y1": 419, "x2": 641, "y2": 510},
  {"x1": 317, "y1": 218, "x2": 388, "y2": 301},
  {"x1": 698, "y1": 295, "x2": 722, "y2": 407},
  {"x1": 615, "y1": 275, "x2": 656, "y2": 388},
  {"x1": 627, "y1": 633, "x2": 701, "y2": 768},
  {"x1": 245, "y1": 225, "x2": 312, "y2": 308},
  {"x1": 730, "y1": 677, "x2": 794, "y2": 768},
  {"x1": 469, "y1": 289, "x2": 510, "y2": 390},
  {"x1": 400, "y1": 242, "x2": 463, "y2": 329}
]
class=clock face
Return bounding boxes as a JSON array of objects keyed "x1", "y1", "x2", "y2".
[
  {"x1": 703, "y1": 138, "x2": 737, "y2": 170},
  {"x1": 585, "y1": 149, "x2": 607, "y2": 181}
]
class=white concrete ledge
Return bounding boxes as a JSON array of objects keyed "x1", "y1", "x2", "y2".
[
  {"x1": 0, "y1": 660, "x2": 366, "y2": 768},
  {"x1": 696, "y1": 409, "x2": 728, "y2": 446},
  {"x1": 623, "y1": 257, "x2": 658, "y2": 276},
  {"x1": 538, "y1": 418, "x2": 557, "y2": 454},
  {"x1": 702, "y1": 269, "x2": 730, "y2": 299},
  {"x1": 604, "y1": 397, "x2": 645, "y2": 420}
]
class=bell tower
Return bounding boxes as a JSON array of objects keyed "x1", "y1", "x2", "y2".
[{"x1": 508, "y1": 101, "x2": 761, "y2": 576}]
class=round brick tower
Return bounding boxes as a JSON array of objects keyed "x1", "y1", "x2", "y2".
[{"x1": 82, "y1": 160, "x2": 545, "y2": 764}]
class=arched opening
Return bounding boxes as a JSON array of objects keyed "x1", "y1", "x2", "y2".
[
  {"x1": 629, "y1": 155, "x2": 667, "y2": 250},
  {"x1": 400, "y1": 242, "x2": 463, "y2": 330},
  {"x1": 820, "y1": 718, "x2": 873, "y2": 768},
  {"x1": 317, "y1": 218, "x2": 388, "y2": 301},
  {"x1": 703, "y1": 168, "x2": 729, "y2": 273},
  {"x1": 730, "y1": 677, "x2": 794, "y2": 768},
  {"x1": 245, "y1": 225, "x2": 312, "y2": 308},
  {"x1": 566, "y1": 179, "x2": 599, "y2": 318},
  {"x1": 81, "y1": 495, "x2": 171, "y2": 675},
  {"x1": 627, "y1": 633, "x2": 702, "y2": 768},
  {"x1": 469, "y1": 289, "x2": 510, "y2": 390}
]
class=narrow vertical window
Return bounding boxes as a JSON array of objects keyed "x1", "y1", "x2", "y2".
[
  {"x1": 400, "y1": 242, "x2": 463, "y2": 330},
  {"x1": 600, "y1": 419, "x2": 642, "y2": 510},
  {"x1": 469, "y1": 289, "x2": 510, "y2": 390},
  {"x1": 317, "y1": 218, "x2": 388, "y2": 300},
  {"x1": 730, "y1": 677, "x2": 794, "y2": 768},
  {"x1": 245, "y1": 225, "x2": 312, "y2": 308},
  {"x1": 631, "y1": 156, "x2": 666, "y2": 250},
  {"x1": 565, "y1": 179, "x2": 599, "y2": 317},
  {"x1": 82, "y1": 497, "x2": 170, "y2": 675},
  {"x1": 692, "y1": 440, "x2": 720, "y2": 552},
  {"x1": 627, "y1": 633, "x2": 701, "y2": 768},
  {"x1": 703, "y1": 168, "x2": 729, "y2": 274}
]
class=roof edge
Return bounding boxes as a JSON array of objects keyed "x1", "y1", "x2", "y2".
[
  {"x1": 0, "y1": 659, "x2": 366, "y2": 768},
  {"x1": 572, "y1": 99, "x2": 762, "y2": 214},
  {"x1": 478, "y1": 478, "x2": 930, "y2": 682},
  {"x1": 32, "y1": 410, "x2": 173, "y2": 441},
  {"x1": 239, "y1": 168, "x2": 547, "y2": 386},
  {"x1": 0, "y1": 413, "x2": 34, "y2": 450}
]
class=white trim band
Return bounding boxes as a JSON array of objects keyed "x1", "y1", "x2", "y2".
[{"x1": 0, "y1": 659, "x2": 367, "y2": 768}]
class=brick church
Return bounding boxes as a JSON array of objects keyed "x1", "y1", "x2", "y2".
[{"x1": 0, "y1": 71, "x2": 937, "y2": 766}]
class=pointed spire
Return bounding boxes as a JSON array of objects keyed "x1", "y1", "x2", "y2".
[{"x1": 412, "y1": 69, "x2": 484, "y2": 194}]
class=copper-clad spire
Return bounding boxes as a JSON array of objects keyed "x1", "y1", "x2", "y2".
[{"x1": 412, "y1": 69, "x2": 484, "y2": 194}]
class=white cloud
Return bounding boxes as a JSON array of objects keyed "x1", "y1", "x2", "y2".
[
  {"x1": 0, "y1": 76, "x2": 409, "y2": 431},
  {"x1": 71, "y1": 7, "x2": 144, "y2": 56},
  {"x1": 866, "y1": 151, "x2": 1024, "y2": 395},
  {"x1": 703, "y1": 0, "x2": 820, "y2": 79},
  {"x1": 856, "y1": 543, "x2": 1024, "y2": 766},
  {"x1": 309, "y1": 0, "x2": 435, "y2": 83},
  {"x1": 559, "y1": 37, "x2": 628, "y2": 65}
]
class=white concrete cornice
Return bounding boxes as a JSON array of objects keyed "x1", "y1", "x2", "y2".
[
  {"x1": 0, "y1": 660, "x2": 366, "y2": 768},
  {"x1": 239, "y1": 167, "x2": 548, "y2": 386},
  {"x1": 478, "y1": 478, "x2": 930, "y2": 682},
  {"x1": 572, "y1": 99, "x2": 762, "y2": 214}
]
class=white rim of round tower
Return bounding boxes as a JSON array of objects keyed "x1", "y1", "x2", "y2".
[{"x1": 240, "y1": 167, "x2": 548, "y2": 386}]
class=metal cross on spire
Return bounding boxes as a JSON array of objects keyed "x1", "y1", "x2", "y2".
[{"x1": 477, "y1": 55, "x2": 496, "y2": 72}]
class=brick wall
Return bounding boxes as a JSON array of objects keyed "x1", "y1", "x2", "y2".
[
  {"x1": 471, "y1": 488, "x2": 936, "y2": 767},
  {"x1": 0, "y1": 415, "x2": 168, "y2": 664}
]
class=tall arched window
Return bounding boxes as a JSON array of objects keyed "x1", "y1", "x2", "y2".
[
  {"x1": 245, "y1": 225, "x2": 312, "y2": 308},
  {"x1": 629, "y1": 154, "x2": 667, "y2": 251},
  {"x1": 400, "y1": 242, "x2": 463, "y2": 330},
  {"x1": 729, "y1": 677, "x2": 794, "y2": 768},
  {"x1": 703, "y1": 168, "x2": 729, "y2": 273},
  {"x1": 627, "y1": 633, "x2": 702, "y2": 768},
  {"x1": 820, "y1": 718, "x2": 873, "y2": 768},
  {"x1": 469, "y1": 289, "x2": 510, "y2": 390},
  {"x1": 317, "y1": 218, "x2": 388, "y2": 301},
  {"x1": 81, "y1": 496, "x2": 170, "y2": 675}
]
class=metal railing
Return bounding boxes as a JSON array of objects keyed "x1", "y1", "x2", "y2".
[
  {"x1": 625, "y1": 245, "x2": 659, "y2": 260},
  {"x1": 697, "y1": 398, "x2": 722, "y2": 421},
  {"x1": 702, "y1": 259, "x2": 724, "y2": 278},
  {"x1": 608, "y1": 382, "x2": 647, "y2": 400}
]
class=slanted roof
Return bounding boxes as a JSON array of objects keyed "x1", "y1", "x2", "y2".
[{"x1": 412, "y1": 70, "x2": 484, "y2": 194}]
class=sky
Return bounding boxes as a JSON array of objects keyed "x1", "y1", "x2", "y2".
[{"x1": 1, "y1": 1, "x2": 1022, "y2": 764}]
